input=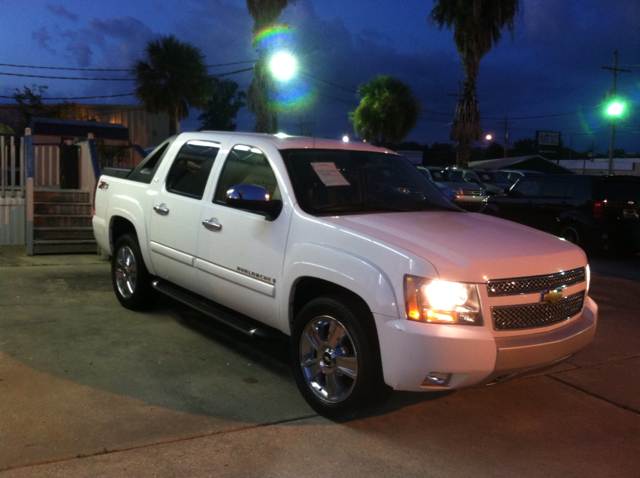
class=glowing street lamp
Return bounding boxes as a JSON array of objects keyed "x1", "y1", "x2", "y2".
[
  {"x1": 606, "y1": 100, "x2": 625, "y2": 117},
  {"x1": 269, "y1": 52, "x2": 296, "y2": 81}
]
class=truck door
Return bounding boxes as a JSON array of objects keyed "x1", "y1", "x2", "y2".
[
  {"x1": 148, "y1": 140, "x2": 221, "y2": 292},
  {"x1": 195, "y1": 144, "x2": 290, "y2": 329}
]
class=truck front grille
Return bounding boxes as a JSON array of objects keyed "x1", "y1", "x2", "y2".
[
  {"x1": 486, "y1": 268, "x2": 586, "y2": 297},
  {"x1": 492, "y1": 291, "x2": 585, "y2": 330}
]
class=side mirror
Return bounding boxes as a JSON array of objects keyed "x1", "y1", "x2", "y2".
[{"x1": 226, "y1": 184, "x2": 282, "y2": 221}]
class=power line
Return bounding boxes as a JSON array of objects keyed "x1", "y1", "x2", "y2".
[
  {"x1": 0, "y1": 65, "x2": 253, "y2": 83},
  {"x1": 302, "y1": 72, "x2": 357, "y2": 94},
  {"x1": 0, "y1": 60, "x2": 256, "y2": 72},
  {"x1": 0, "y1": 71, "x2": 132, "y2": 81},
  {"x1": 0, "y1": 93, "x2": 134, "y2": 100}
]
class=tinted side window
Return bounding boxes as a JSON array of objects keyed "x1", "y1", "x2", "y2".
[
  {"x1": 513, "y1": 178, "x2": 543, "y2": 197},
  {"x1": 542, "y1": 179, "x2": 573, "y2": 198},
  {"x1": 214, "y1": 145, "x2": 280, "y2": 203},
  {"x1": 166, "y1": 140, "x2": 220, "y2": 199}
]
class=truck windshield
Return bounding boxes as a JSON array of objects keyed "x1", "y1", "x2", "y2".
[{"x1": 281, "y1": 149, "x2": 459, "y2": 215}]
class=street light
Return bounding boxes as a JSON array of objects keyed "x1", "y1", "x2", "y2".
[
  {"x1": 606, "y1": 100, "x2": 625, "y2": 117},
  {"x1": 269, "y1": 52, "x2": 296, "y2": 81}
]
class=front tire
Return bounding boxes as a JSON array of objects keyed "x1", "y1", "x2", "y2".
[
  {"x1": 291, "y1": 295, "x2": 387, "y2": 420},
  {"x1": 111, "y1": 233, "x2": 152, "y2": 310},
  {"x1": 559, "y1": 225, "x2": 581, "y2": 247}
]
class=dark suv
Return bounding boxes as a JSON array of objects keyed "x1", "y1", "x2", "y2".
[{"x1": 481, "y1": 174, "x2": 640, "y2": 252}]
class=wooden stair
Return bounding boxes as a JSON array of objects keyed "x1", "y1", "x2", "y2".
[{"x1": 33, "y1": 189, "x2": 96, "y2": 254}]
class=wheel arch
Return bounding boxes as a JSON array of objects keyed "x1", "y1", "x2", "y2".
[
  {"x1": 290, "y1": 277, "x2": 372, "y2": 328},
  {"x1": 108, "y1": 212, "x2": 155, "y2": 276},
  {"x1": 282, "y1": 244, "x2": 401, "y2": 333}
]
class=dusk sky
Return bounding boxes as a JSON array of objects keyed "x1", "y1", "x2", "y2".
[{"x1": 2, "y1": 0, "x2": 640, "y2": 155}]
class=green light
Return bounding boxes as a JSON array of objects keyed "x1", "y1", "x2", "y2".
[{"x1": 606, "y1": 101, "x2": 624, "y2": 116}]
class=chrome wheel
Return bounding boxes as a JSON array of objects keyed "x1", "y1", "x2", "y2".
[
  {"x1": 115, "y1": 245, "x2": 137, "y2": 299},
  {"x1": 299, "y1": 315, "x2": 358, "y2": 403}
]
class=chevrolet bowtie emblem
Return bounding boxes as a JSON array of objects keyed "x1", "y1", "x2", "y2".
[{"x1": 543, "y1": 288, "x2": 563, "y2": 304}]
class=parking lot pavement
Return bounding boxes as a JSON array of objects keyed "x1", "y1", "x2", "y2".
[{"x1": 1, "y1": 252, "x2": 639, "y2": 477}]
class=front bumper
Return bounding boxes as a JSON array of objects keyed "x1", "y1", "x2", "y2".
[{"x1": 375, "y1": 295, "x2": 597, "y2": 391}]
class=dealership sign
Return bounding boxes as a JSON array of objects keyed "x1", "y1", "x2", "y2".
[{"x1": 536, "y1": 130, "x2": 561, "y2": 154}]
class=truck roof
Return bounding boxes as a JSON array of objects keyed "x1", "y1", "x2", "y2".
[{"x1": 178, "y1": 131, "x2": 397, "y2": 154}]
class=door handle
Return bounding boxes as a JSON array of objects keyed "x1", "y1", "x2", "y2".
[
  {"x1": 153, "y1": 204, "x2": 170, "y2": 215},
  {"x1": 202, "y1": 218, "x2": 222, "y2": 231}
]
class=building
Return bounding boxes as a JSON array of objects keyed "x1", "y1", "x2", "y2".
[
  {"x1": 469, "y1": 155, "x2": 574, "y2": 174},
  {"x1": 0, "y1": 103, "x2": 170, "y2": 149},
  {"x1": 558, "y1": 158, "x2": 640, "y2": 176}
]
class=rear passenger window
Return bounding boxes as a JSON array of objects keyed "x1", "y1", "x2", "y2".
[
  {"x1": 513, "y1": 178, "x2": 543, "y2": 197},
  {"x1": 166, "y1": 140, "x2": 220, "y2": 199},
  {"x1": 128, "y1": 142, "x2": 170, "y2": 184}
]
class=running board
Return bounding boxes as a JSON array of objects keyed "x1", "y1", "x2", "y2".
[{"x1": 152, "y1": 279, "x2": 286, "y2": 341}]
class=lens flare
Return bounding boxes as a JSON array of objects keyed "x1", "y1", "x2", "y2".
[
  {"x1": 252, "y1": 24, "x2": 294, "y2": 50},
  {"x1": 252, "y1": 24, "x2": 316, "y2": 112}
]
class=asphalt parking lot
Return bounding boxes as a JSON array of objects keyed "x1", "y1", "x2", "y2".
[{"x1": 1, "y1": 246, "x2": 639, "y2": 477}]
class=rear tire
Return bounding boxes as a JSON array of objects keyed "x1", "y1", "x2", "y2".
[
  {"x1": 291, "y1": 295, "x2": 387, "y2": 420},
  {"x1": 111, "y1": 233, "x2": 152, "y2": 310}
]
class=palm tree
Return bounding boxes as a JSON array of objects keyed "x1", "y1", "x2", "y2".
[
  {"x1": 198, "y1": 78, "x2": 246, "y2": 131},
  {"x1": 133, "y1": 35, "x2": 212, "y2": 136},
  {"x1": 246, "y1": 0, "x2": 295, "y2": 133},
  {"x1": 430, "y1": 0, "x2": 521, "y2": 167},
  {"x1": 350, "y1": 75, "x2": 422, "y2": 146}
]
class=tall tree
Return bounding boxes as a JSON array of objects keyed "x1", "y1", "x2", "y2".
[
  {"x1": 133, "y1": 35, "x2": 211, "y2": 136},
  {"x1": 246, "y1": 0, "x2": 295, "y2": 133},
  {"x1": 198, "y1": 78, "x2": 247, "y2": 131},
  {"x1": 430, "y1": 0, "x2": 520, "y2": 167},
  {"x1": 350, "y1": 75, "x2": 422, "y2": 146}
]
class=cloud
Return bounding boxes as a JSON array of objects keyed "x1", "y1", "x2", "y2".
[
  {"x1": 46, "y1": 5, "x2": 78, "y2": 22},
  {"x1": 32, "y1": 26, "x2": 56, "y2": 55},
  {"x1": 57, "y1": 16, "x2": 154, "y2": 69}
]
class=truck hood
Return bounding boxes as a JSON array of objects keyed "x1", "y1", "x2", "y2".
[{"x1": 323, "y1": 211, "x2": 587, "y2": 282}]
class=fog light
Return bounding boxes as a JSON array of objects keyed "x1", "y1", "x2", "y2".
[{"x1": 423, "y1": 372, "x2": 452, "y2": 386}]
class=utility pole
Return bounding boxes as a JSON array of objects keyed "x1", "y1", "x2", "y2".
[
  {"x1": 499, "y1": 116, "x2": 513, "y2": 158},
  {"x1": 602, "y1": 51, "x2": 630, "y2": 174}
]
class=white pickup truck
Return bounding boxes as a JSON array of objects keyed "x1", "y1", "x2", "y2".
[{"x1": 93, "y1": 131, "x2": 597, "y2": 418}]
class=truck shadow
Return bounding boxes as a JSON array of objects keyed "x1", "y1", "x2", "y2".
[{"x1": 163, "y1": 295, "x2": 456, "y2": 422}]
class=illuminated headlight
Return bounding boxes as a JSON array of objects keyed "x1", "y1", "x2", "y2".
[{"x1": 404, "y1": 275, "x2": 482, "y2": 325}]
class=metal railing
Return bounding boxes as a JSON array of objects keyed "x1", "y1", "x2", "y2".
[{"x1": 0, "y1": 133, "x2": 25, "y2": 197}]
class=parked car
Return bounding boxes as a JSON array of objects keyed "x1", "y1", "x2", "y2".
[
  {"x1": 499, "y1": 169, "x2": 544, "y2": 184},
  {"x1": 417, "y1": 166, "x2": 486, "y2": 210},
  {"x1": 414, "y1": 166, "x2": 455, "y2": 201},
  {"x1": 448, "y1": 167, "x2": 512, "y2": 196},
  {"x1": 481, "y1": 174, "x2": 640, "y2": 252}
]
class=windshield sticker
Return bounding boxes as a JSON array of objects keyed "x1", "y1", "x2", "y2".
[{"x1": 311, "y1": 162, "x2": 351, "y2": 186}]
